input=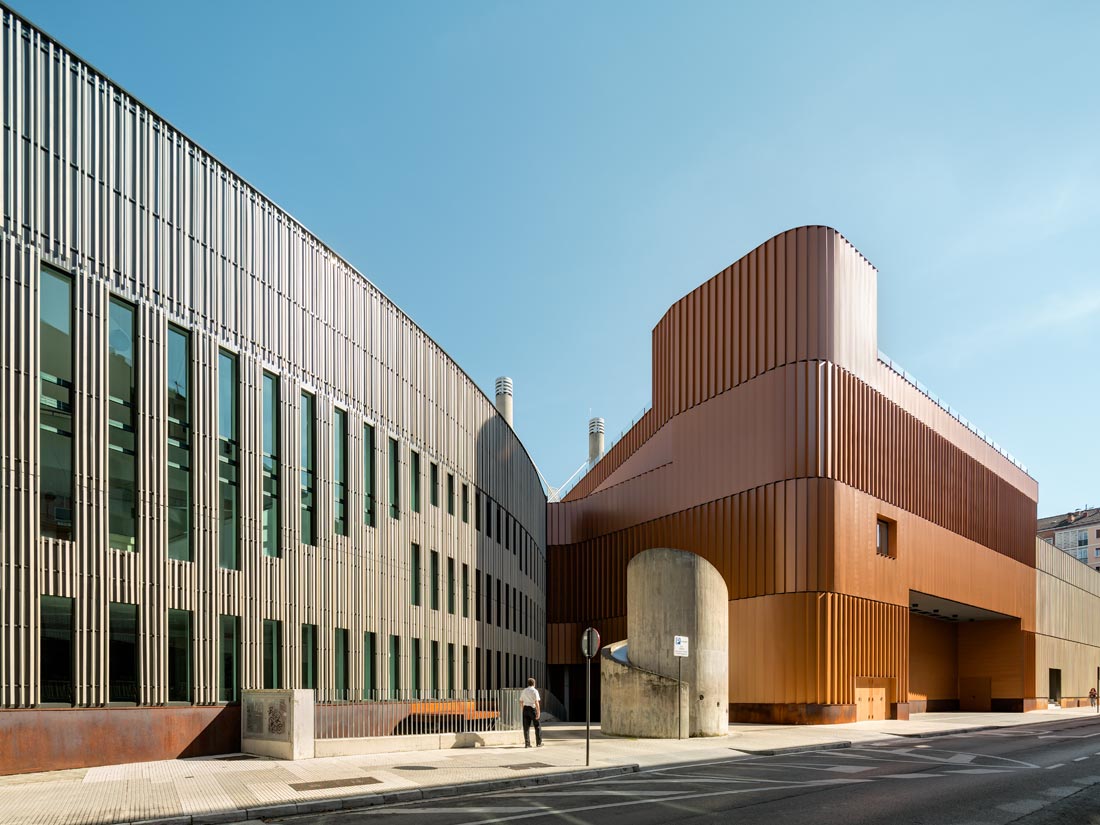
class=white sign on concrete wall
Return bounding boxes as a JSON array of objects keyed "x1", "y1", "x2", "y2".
[{"x1": 674, "y1": 635, "x2": 689, "y2": 657}]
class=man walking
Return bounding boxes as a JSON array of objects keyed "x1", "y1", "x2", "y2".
[{"x1": 519, "y1": 677, "x2": 543, "y2": 748}]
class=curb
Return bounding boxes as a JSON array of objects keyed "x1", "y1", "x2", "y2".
[
  {"x1": 891, "y1": 725, "x2": 1000, "y2": 739},
  {"x1": 732, "y1": 741, "x2": 852, "y2": 756},
  {"x1": 125, "y1": 764, "x2": 641, "y2": 825}
]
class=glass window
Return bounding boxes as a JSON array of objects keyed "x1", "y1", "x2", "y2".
[
  {"x1": 364, "y1": 424, "x2": 376, "y2": 527},
  {"x1": 430, "y1": 462, "x2": 439, "y2": 507},
  {"x1": 167, "y1": 609, "x2": 191, "y2": 703},
  {"x1": 40, "y1": 266, "x2": 73, "y2": 540},
  {"x1": 262, "y1": 373, "x2": 280, "y2": 558},
  {"x1": 335, "y1": 628, "x2": 349, "y2": 694},
  {"x1": 411, "y1": 543, "x2": 421, "y2": 606},
  {"x1": 496, "y1": 578, "x2": 502, "y2": 627},
  {"x1": 475, "y1": 568, "x2": 481, "y2": 621},
  {"x1": 219, "y1": 614, "x2": 240, "y2": 702},
  {"x1": 167, "y1": 326, "x2": 191, "y2": 561},
  {"x1": 461, "y1": 484, "x2": 469, "y2": 523},
  {"x1": 109, "y1": 602, "x2": 139, "y2": 703},
  {"x1": 410, "y1": 450, "x2": 421, "y2": 514},
  {"x1": 447, "y1": 643, "x2": 455, "y2": 693},
  {"x1": 876, "y1": 518, "x2": 892, "y2": 558},
  {"x1": 411, "y1": 637, "x2": 421, "y2": 697},
  {"x1": 301, "y1": 623, "x2": 318, "y2": 689},
  {"x1": 475, "y1": 491, "x2": 481, "y2": 532},
  {"x1": 218, "y1": 351, "x2": 239, "y2": 569},
  {"x1": 40, "y1": 595, "x2": 74, "y2": 704},
  {"x1": 430, "y1": 550, "x2": 440, "y2": 611},
  {"x1": 388, "y1": 438, "x2": 400, "y2": 518},
  {"x1": 364, "y1": 631, "x2": 377, "y2": 697},
  {"x1": 485, "y1": 573, "x2": 492, "y2": 624},
  {"x1": 462, "y1": 563, "x2": 469, "y2": 618},
  {"x1": 300, "y1": 393, "x2": 315, "y2": 545},
  {"x1": 263, "y1": 619, "x2": 282, "y2": 690},
  {"x1": 430, "y1": 640, "x2": 440, "y2": 696},
  {"x1": 496, "y1": 505, "x2": 501, "y2": 543},
  {"x1": 334, "y1": 408, "x2": 348, "y2": 536},
  {"x1": 485, "y1": 496, "x2": 492, "y2": 539},
  {"x1": 447, "y1": 557, "x2": 455, "y2": 615},
  {"x1": 108, "y1": 298, "x2": 136, "y2": 551},
  {"x1": 388, "y1": 635, "x2": 400, "y2": 698},
  {"x1": 447, "y1": 473, "x2": 455, "y2": 516},
  {"x1": 462, "y1": 645, "x2": 469, "y2": 691}
]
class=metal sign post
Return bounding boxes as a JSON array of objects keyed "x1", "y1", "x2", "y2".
[
  {"x1": 581, "y1": 627, "x2": 601, "y2": 766},
  {"x1": 674, "y1": 636, "x2": 689, "y2": 740}
]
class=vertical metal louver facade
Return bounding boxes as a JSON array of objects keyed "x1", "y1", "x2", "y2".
[{"x1": 0, "y1": 2, "x2": 547, "y2": 754}]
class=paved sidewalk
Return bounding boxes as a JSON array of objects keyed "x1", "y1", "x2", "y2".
[{"x1": 2, "y1": 707, "x2": 1097, "y2": 825}]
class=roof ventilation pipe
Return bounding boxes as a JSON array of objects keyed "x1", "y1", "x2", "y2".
[
  {"x1": 589, "y1": 417, "x2": 605, "y2": 466},
  {"x1": 495, "y1": 376, "x2": 514, "y2": 427}
]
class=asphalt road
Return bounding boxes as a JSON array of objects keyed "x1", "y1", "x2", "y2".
[{"x1": 274, "y1": 716, "x2": 1100, "y2": 825}]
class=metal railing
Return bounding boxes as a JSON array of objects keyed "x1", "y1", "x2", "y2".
[
  {"x1": 556, "y1": 404, "x2": 652, "y2": 501},
  {"x1": 314, "y1": 689, "x2": 524, "y2": 740},
  {"x1": 878, "y1": 351, "x2": 1029, "y2": 475}
]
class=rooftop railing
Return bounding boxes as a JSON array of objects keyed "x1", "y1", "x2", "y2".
[{"x1": 878, "y1": 351, "x2": 1029, "y2": 475}]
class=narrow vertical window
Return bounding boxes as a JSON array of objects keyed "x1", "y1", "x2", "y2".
[
  {"x1": 107, "y1": 298, "x2": 136, "y2": 551},
  {"x1": 475, "y1": 491, "x2": 481, "y2": 532},
  {"x1": 430, "y1": 462, "x2": 439, "y2": 507},
  {"x1": 388, "y1": 635, "x2": 400, "y2": 698},
  {"x1": 461, "y1": 484, "x2": 469, "y2": 523},
  {"x1": 300, "y1": 392, "x2": 315, "y2": 545},
  {"x1": 505, "y1": 514, "x2": 510, "y2": 551},
  {"x1": 461, "y1": 563, "x2": 469, "y2": 618},
  {"x1": 301, "y1": 624, "x2": 318, "y2": 689},
  {"x1": 167, "y1": 326, "x2": 191, "y2": 561},
  {"x1": 410, "y1": 450, "x2": 421, "y2": 514},
  {"x1": 262, "y1": 373, "x2": 280, "y2": 558},
  {"x1": 363, "y1": 423, "x2": 376, "y2": 527},
  {"x1": 167, "y1": 608, "x2": 192, "y2": 703},
  {"x1": 430, "y1": 550, "x2": 440, "y2": 611},
  {"x1": 364, "y1": 631, "x2": 377, "y2": 696},
  {"x1": 430, "y1": 640, "x2": 440, "y2": 696},
  {"x1": 40, "y1": 595, "x2": 74, "y2": 704},
  {"x1": 447, "y1": 473, "x2": 455, "y2": 515},
  {"x1": 411, "y1": 637, "x2": 421, "y2": 697},
  {"x1": 40, "y1": 266, "x2": 73, "y2": 540},
  {"x1": 486, "y1": 498, "x2": 492, "y2": 539},
  {"x1": 475, "y1": 569, "x2": 481, "y2": 621},
  {"x1": 447, "y1": 557, "x2": 455, "y2": 614},
  {"x1": 218, "y1": 351, "x2": 239, "y2": 570},
  {"x1": 335, "y1": 628, "x2": 349, "y2": 694},
  {"x1": 447, "y1": 643, "x2": 455, "y2": 693},
  {"x1": 388, "y1": 438, "x2": 400, "y2": 518},
  {"x1": 334, "y1": 408, "x2": 348, "y2": 536},
  {"x1": 263, "y1": 619, "x2": 282, "y2": 689},
  {"x1": 462, "y1": 645, "x2": 469, "y2": 690},
  {"x1": 109, "y1": 602, "x2": 138, "y2": 703},
  {"x1": 219, "y1": 615, "x2": 240, "y2": 702},
  {"x1": 504, "y1": 585, "x2": 510, "y2": 631},
  {"x1": 411, "y1": 543, "x2": 422, "y2": 606},
  {"x1": 495, "y1": 505, "x2": 501, "y2": 543},
  {"x1": 485, "y1": 574, "x2": 493, "y2": 623},
  {"x1": 496, "y1": 578, "x2": 502, "y2": 627}
]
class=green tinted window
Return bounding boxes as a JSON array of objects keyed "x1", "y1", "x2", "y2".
[
  {"x1": 108, "y1": 602, "x2": 138, "y2": 703},
  {"x1": 300, "y1": 393, "x2": 315, "y2": 545},
  {"x1": 167, "y1": 609, "x2": 191, "y2": 702},
  {"x1": 40, "y1": 595, "x2": 74, "y2": 704},
  {"x1": 108, "y1": 299, "x2": 137, "y2": 551},
  {"x1": 262, "y1": 373, "x2": 279, "y2": 558},
  {"x1": 218, "y1": 351, "x2": 239, "y2": 569},
  {"x1": 167, "y1": 326, "x2": 191, "y2": 561},
  {"x1": 334, "y1": 409, "x2": 347, "y2": 536},
  {"x1": 40, "y1": 266, "x2": 73, "y2": 540}
]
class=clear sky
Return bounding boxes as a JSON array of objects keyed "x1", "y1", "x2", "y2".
[{"x1": 13, "y1": 0, "x2": 1099, "y2": 517}]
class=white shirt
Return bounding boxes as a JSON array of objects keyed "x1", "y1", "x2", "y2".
[{"x1": 520, "y1": 686, "x2": 540, "y2": 708}]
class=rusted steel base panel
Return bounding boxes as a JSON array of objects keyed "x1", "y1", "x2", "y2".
[
  {"x1": 728, "y1": 702, "x2": 857, "y2": 725},
  {"x1": 0, "y1": 705, "x2": 241, "y2": 775}
]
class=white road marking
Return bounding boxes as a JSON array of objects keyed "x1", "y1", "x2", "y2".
[
  {"x1": 1075, "y1": 756, "x2": 1089, "y2": 761},
  {"x1": 1046, "y1": 763, "x2": 1065, "y2": 770},
  {"x1": 1040, "y1": 786, "x2": 1079, "y2": 798},
  {"x1": 881, "y1": 774, "x2": 940, "y2": 779},
  {"x1": 998, "y1": 799, "x2": 1045, "y2": 814},
  {"x1": 946, "y1": 768, "x2": 1009, "y2": 774}
]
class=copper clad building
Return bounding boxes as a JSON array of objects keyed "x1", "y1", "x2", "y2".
[{"x1": 548, "y1": 226, "x2": 1092, "y2": 724}]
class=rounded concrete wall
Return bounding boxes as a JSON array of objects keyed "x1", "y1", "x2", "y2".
[{"x1": 625, "y1": 547, "x2": 729, "y2": 736}]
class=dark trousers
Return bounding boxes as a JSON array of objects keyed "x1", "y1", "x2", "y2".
[{"x1": 522, "y1": 706, "x2": 542, "y2": 746}]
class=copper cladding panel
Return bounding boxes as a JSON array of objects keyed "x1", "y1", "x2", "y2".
[{"x1": 548, "y1": 226, "x2": 1039, "y2": 695}]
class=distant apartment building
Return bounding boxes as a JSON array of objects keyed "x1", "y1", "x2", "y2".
[{"x1": 1037, "y1": 508, "x2": 1100, "y2": 571}]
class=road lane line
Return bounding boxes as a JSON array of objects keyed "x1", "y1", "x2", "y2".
[{"x1": 1046, "y1": 763, "x2": 1065, "y2": 769}]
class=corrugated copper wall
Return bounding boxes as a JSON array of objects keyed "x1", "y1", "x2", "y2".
[
  {"x1": 548, "y1": 224, "x2": 1039, "y2": 717},
  {"x1": 0, "y1": 6, "x2": 547, "y2": 715}
]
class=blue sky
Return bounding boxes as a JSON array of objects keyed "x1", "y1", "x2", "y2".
[{"x1": 14, "y1": 0, "x2": 1099, "y2": 517}]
